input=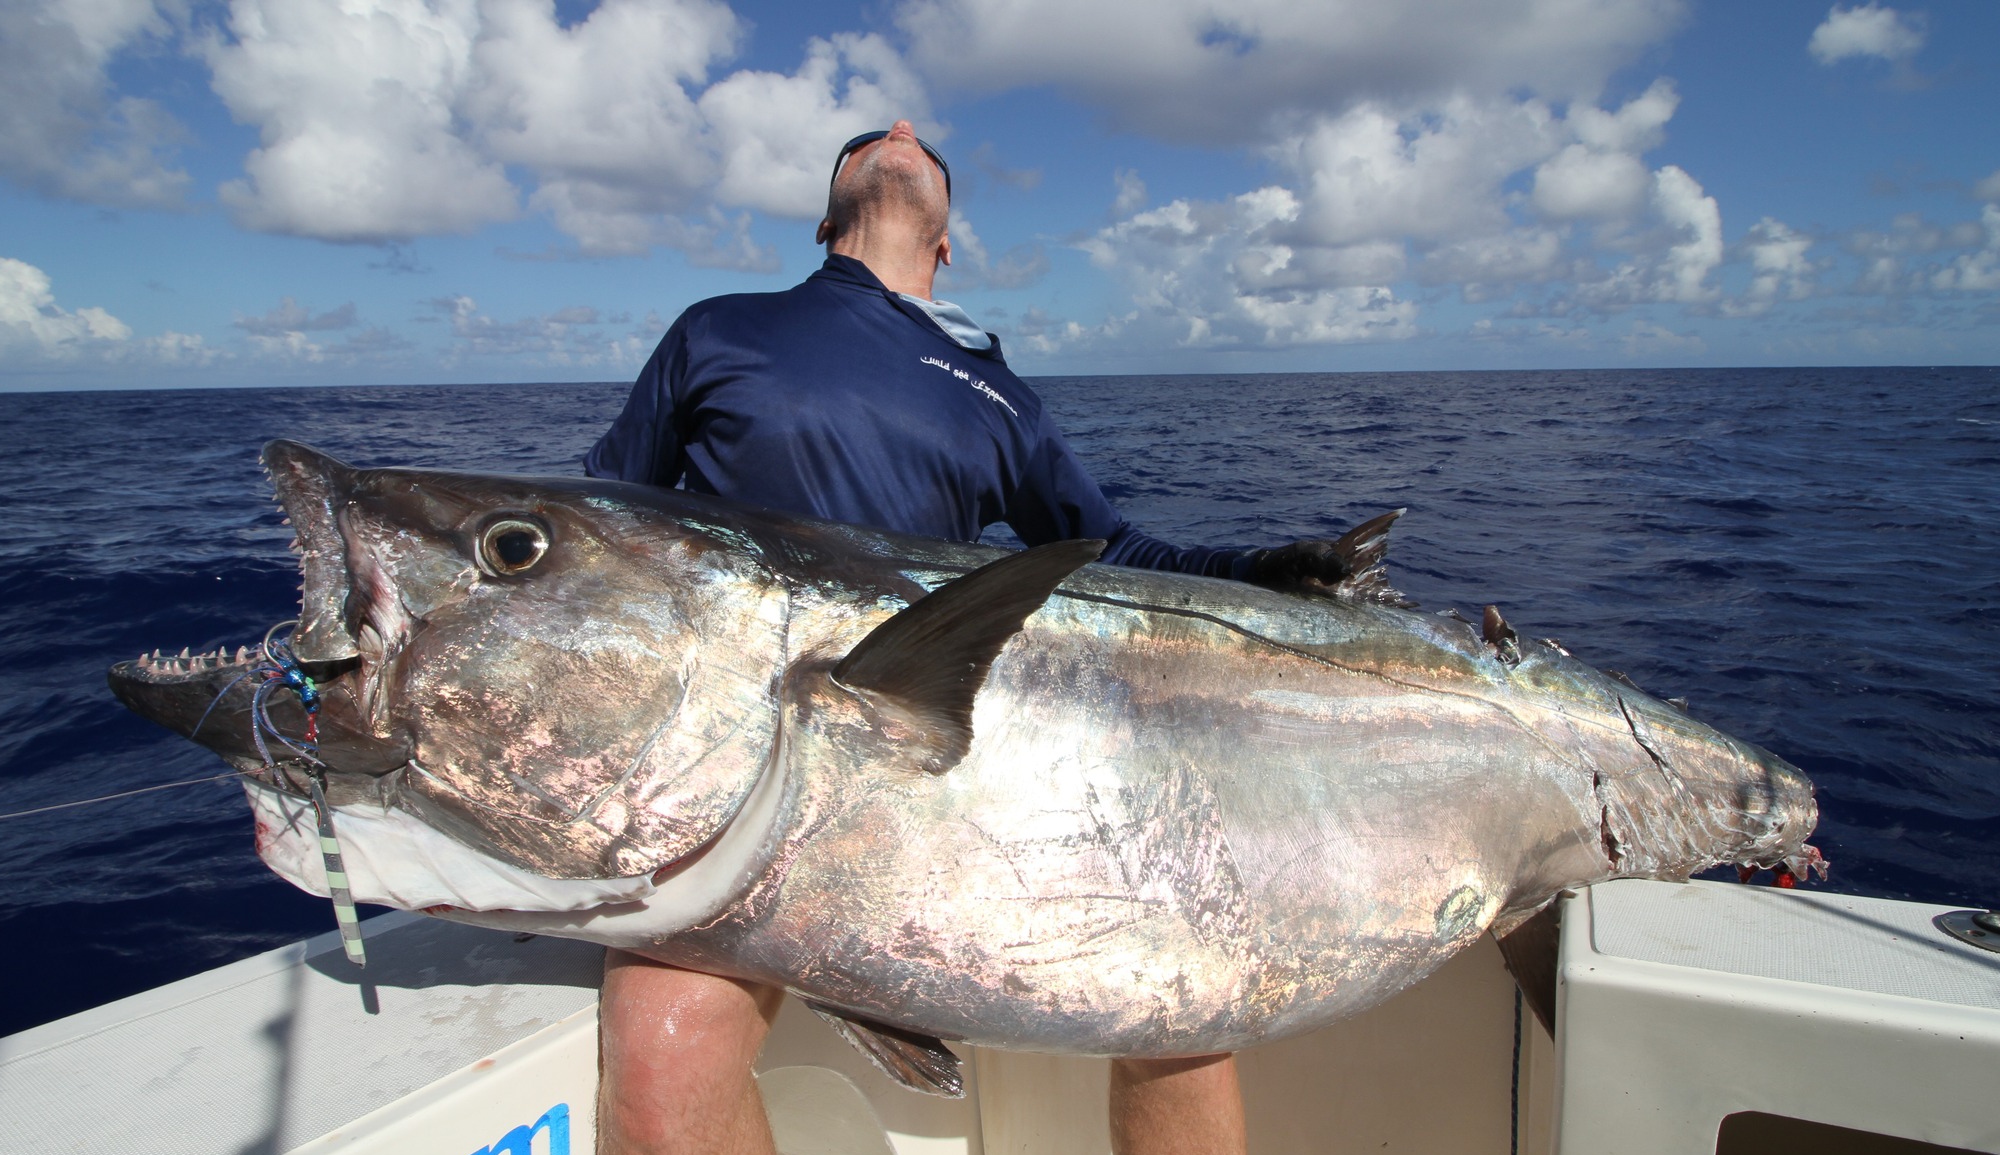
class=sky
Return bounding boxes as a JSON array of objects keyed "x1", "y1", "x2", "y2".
[{"x1": 2, "y1": 0, "x2": 1997, "y2": 390}]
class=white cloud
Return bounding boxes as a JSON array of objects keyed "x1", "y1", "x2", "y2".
[
  {"x1": 653, "y1": 208, "x2": 783, "y2": 272},
  {"x1": 1010, "y1": 306, "x2": 1097, "y2": 356},
  {"x1": 1281, "y1": 96, "x2": 1560, "y2": 247},
  {"x1": 1650, "y1": 165, "x2": 1723, "y2": 303},
  {"x1": 1556, "y1": 164, "x2": 1720, "y2": 312},
  {"x1": 1529, "y1": 79, "x2": 1676, "y2": 220},
  {"x1": 1566, "y1": 76, "x2": 1678, "y2": 154},
  {"x1": 1729, "y1": 217, "x2": 1816, "y2": 316},
  {"x1": 0, "y1": 0, "x2": 189, "y2": 207},
  {"x1": 1533, "y1": 146, "x2": 1651, "y2": 221},
  {"x1": 0, "y1": 257, "x2": 131, "y2": 359},
  {"x1": 697, "y1": 32, "x2": 932, "y2": 220},
  {"x1": 1053, "y1": 76, "x2": 1726, "y2": 344},
  {"x1": 205, "y1": 0, "x2": 519, "y2": 242},
  {"x1": 967, "y1": 142, "x2": 1041, "y2": 193},
  {"x1": 0, "y1": 258, "x2": 411, "y2": 374},
  {"x1": 936, "y1": 210, "x2": 1049, "y2": 291},
  {"x1": 1619, "y1": 318, "x2": 1704, "y2": 357},
  {"x1": 1843, "y1": 211, "x2": 1989, "y2": 293},
  {"x1": 1420, "y1": 229, "x2": 1569, "y2": 292},
  {"x1": 0, "y1": 252, "x2": 131, "y2": 357},
  {"x1": 234, "y1": 298, "x2": 358, "y2": 337},
  {"x1": 897, "y1": 0, "x2": 1686, "y2": 143},
  {"x1": 1808, "y1": 4, "x2": 1925, "y2": 66},
  {"x1": 430, "y1": 294, "x2": 652, "y2": 365},
  {"x1": 243, "y1": 329, "x2": 329, "y2": 362},
  {"x1": 198, "y1": 0, "x2": 934, "y2": 260},
  {"x1": 226, "y1": 296, "x2": 417, "y2": 362},
  {"x1": 465, "y1": 0, "x2": 735, "y2": 252},
  {"x1": 1975, "y1": 170, "x2": 2000, "y2": 203},
  {"x1": 1069, "y1": 189, "x2": 1419, "y2": 352},
  {"x1": 1110, "y1": 169, "x2": 1147, "y2": 219},
  {"x1": 1267, "y1": 82, "x2": 1698, "y2": 296},
  {"x1": 144, "y1": 330, "x2": 216, "y2": 366},
  {"x1": 0, "y1": 256, "x2": 217, "y2": 368},
  {"x1": 1930, "y1": 205, "x2": 2000, "y2": 292}
]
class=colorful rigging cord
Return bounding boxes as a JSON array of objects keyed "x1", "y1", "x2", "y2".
[{"x1": 197, "y1": 620, "x2": 367, "y2": 968}]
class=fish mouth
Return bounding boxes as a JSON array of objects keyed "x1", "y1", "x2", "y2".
[
  {"x1": 106, "y1": 635, "x2": 402, "y2": 787},
  {"x1": 262, "y1": 439, "x2": 410, "y2": 737},
  {"x1": 105, "y1": 440, "x2": 415, "y2": 787}
]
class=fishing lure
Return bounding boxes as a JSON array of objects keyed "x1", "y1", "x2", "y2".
[
  {"x1": 195, "y1": 620, "x2": 367, "y2": 967},
  {"x1": 306, "y1": 766, "x2": 367, "y2": 967}
]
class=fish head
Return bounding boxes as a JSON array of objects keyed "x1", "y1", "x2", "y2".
[
  {"x1": 110, "y1": 440, "x2": 793, "y2": 884},
  {"x1": 1582, "y1": 676, "x2": 1822, "y2": 885}
]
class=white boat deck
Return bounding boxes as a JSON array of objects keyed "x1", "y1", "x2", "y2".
[
  {"x1": 0, "y1": 910, "x2": 602, "y2": 1153},
  {"x1": 3, "y1": 880, "x2": 1998, "y2": 1154},
  {"x1": 1559, "y1": 881, "x2": 2000, "y2": 1155}
]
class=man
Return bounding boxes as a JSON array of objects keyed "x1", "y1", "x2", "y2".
[{"x1": 587, "y1": 120, "x2": 1347, "y2": 1155}]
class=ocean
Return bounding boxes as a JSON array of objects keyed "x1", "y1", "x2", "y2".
[{"x1": 1, "y1": 367, "x2": 1995, "y2": 1039}]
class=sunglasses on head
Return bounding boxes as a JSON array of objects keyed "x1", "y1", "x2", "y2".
[{"x1": 830, "y1": 130, "x2": 951, "y2": 199}]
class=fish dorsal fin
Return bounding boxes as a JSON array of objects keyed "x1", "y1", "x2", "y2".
[
  {"x1": 804, "y1": 1000, "x2": 965, "y2": 1098},
  {"x1": 1482, "y1": 604, "x2": 1521, "y2": 665},
  {"x1": 833, "y1": 538, "x2": 1103, "y2": 774},
  {"x1": 1330, "y1": 509, "x2": 1416, "y2": 608}
]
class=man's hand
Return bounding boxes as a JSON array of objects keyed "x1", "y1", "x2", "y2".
[
  {"x1": 1243, "y1": 510, "x2": 1415, "y2": 607},
  {"x1": 1246, "y1": 538, "x2": 1354, "y2": 593}
]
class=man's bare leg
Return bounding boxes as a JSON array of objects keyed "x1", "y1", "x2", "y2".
[
  {"x1": 598, "y1": 949, "x2": 785, "y2": 1155},
  {"x1": 1108, "y1": 1054, "x2": 1248, "y2": 1155}
]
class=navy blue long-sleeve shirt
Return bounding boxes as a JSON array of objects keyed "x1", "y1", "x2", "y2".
[{"x1": 586, "y1": 255, "x2": 1252, "y2": 578}]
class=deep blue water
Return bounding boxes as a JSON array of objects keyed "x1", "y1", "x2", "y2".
[{"x1": 1, "y1": 368, "x2": 1995, "y2": 1039}]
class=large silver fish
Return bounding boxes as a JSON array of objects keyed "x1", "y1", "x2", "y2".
[{"x1": 108, "y1": 441, "x2": 1820, "y2": 1094}]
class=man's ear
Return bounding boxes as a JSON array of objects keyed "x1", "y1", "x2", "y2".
[
  {"x1": 938, "y1": 233, "x2": 952, "y2": 267},
  {"x1": 815, "y1": 217, "x2": 834, "y2": 245}
]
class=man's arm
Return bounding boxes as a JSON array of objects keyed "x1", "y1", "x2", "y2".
[
  {"x1": 1002, "y1": 423, "x2": 1260, "y2": 577},
  {"x1": 1004, "y1": 421, "x2": 1394, "y2": 597},
  {"x1": 586, "y1": 320, "x2": 692, "y2": 486}
]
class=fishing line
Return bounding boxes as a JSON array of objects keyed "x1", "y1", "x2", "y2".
[
  {"x1": 21, "y1": 618, "x2": 371, "y2": 965},
  {"x1": 1509, "y1": 986, "x2": 1522, "y2": 1155},
  {"x1": 0, "y1": 771, "x2": 249, "y2": 821}
]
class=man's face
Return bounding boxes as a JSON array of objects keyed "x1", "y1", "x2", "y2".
[
  {"x1": 817, "y1": 119, "x2": 952, "y2": 261},
  {"x1": 831, "y1": 120, "x2": 948, "y2": 210}
]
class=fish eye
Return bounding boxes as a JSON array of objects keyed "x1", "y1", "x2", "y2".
[{"x1": 478, "y1": 517, "x2": 549, "y2": 576}]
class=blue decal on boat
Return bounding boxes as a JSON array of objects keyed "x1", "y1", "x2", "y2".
[{"x1": 470, "y1": 1102, "x2": 570, "y2": 1155}]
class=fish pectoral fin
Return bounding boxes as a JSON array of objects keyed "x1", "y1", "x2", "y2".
[
  {"x1": 803, "y1": 1000, "x2": 966, "y2": 1098},
  {"x1": 833, "y1": 538, "x2": 1103, "y2": 774}
]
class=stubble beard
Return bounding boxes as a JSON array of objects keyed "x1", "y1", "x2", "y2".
[{"x1": 830, "y1": 146, "x2": 948, "y2": 247}]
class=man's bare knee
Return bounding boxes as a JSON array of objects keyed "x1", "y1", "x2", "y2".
[{"x1": 598, "y1": 950, "x2": 780, "y2": 1154}]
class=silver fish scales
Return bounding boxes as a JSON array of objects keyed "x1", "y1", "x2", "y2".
[{"x1": 108, "y1": 441, "x2": 1820, "y2": 1094}]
